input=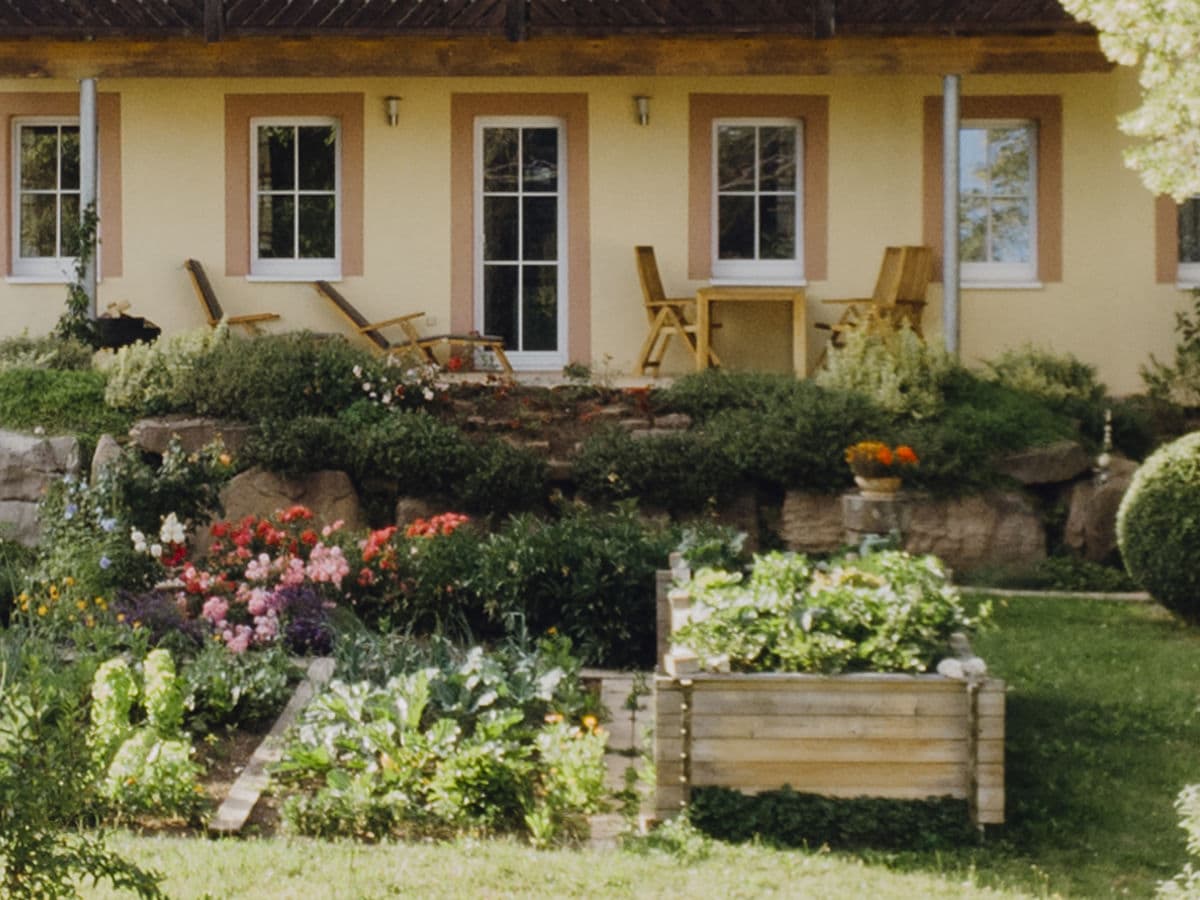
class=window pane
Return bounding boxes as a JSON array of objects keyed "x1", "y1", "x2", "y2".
[
  {"x1": 19, "y1": 194, "x2": 57, "y2": 257},
  {"x1": 959, "y1": 196, "x2": 989, "y2": 263},
  {"x1": 257, "y1": 195, "x2": 295, "y2": 258},
  {"x1": 718, "y1": 196, "x2": 755, "y2": 260},
  {"x1": 759, "y1": 196, "x2": 796, "y2": 260},
  {"x1": 992, "y1": 199, "x2": 1032, "y2": 263},
  {"x1": 298, "y1": 195, "x2": 335, "y2": 259},
  {"x1": 1181, "y1": 198, "x2": 1200, "y2": 264},
  {"x1": 759, "y1": 127, "x2": 796, "y2": 192},
  {"x1": 523, "y1": 128, "x2": 558, "y2": 192},
  {"x1": 717, "y1": 126, "x2": 756, "y2": 192},
  {"x1": 989, "y1": 127, "x2": 1032, "y2": 196},
  {"x1": 959, "y1": 128, "x2": 989, "y2": 195},
  {"x1": 60, "y1": 128, "x2": 80, "y2": 190},
  {"x1": 522, "y1": 265, "x2": 558, "y2": 352},
  {"x1": 484, "y1": 196, "x2": 519, "y2": 261},
  {"x1": 19, "y1": 126, "x2": 59, "y2": 190},
  {"x1": 523, "y1": 196, "x2": 557, "y2": 262},
  {"x1": 483, "y1": 264, "x2": 518, "y2": 348},
  {"x1": 298, "y1": 126, "x2": 336, "y2": 191},
  {"x1": 60, "y1": 194, "x2": 80, "y2": 256},
  {"x1": 483, "y1": 128, "x2": 519, "y2": 193},
  {"x1": 258, "y1": 126, "x2": 296, "y2": 192}
]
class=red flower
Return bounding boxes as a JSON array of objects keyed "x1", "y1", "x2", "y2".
[
  {"x1": 210, "y1": 522, "x2": 230, "y2": 538},
  {"x1": 280, "y1": 505, "x2": 313, "y2": 523},
  {"x1": 446, "y1": 356, "x2": 464, "y2": 372},
  {"x1": 876, "y1": 446, "x2": 894, "y2": 466},
  {"x1": 300, "y1": 529, "x2": 319, "y2": 546}
]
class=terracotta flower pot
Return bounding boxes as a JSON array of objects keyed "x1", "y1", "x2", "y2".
[{"x1": 854, "y1": 475, "x2": 902, "y2": 500}]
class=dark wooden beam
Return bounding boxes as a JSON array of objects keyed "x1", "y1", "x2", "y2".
[
  {"x1": 0, "y1": 33, "x2": 1113, "y2": 80},
  {"x1": 203, "y1": 0, "x2": 224, "y2": 43}
]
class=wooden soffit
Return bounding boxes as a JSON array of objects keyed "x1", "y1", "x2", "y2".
[{"x1": 0, "y1": 33, "x2": 1111, "y2": 80}]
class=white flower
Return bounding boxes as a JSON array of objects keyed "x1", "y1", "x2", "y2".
[
  {"x1": 131, "y1": 529, "x2": 147, "y2": 553},
  {"x1": 352, "y1": 365, "x2": 363, "y2": 378},
  {"x1": 159, "y1": 512, "x2": 186, "y2": 545},
  {"x1": 423, "y1": 387, "x2": 435, "y2": 401},
  {"x1": 362, "y1": 382, "x2": 372, "y2": 392},
  {"x1": 381, "y1": 393, "x2": 392, "y2": 405},
  {"x1": 150, "y1": 543, "x2": 163, "y2": 558}
]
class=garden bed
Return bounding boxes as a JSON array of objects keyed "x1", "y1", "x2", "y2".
[{"x1": 654, "y1": 672, "x2": 1005, "y2": 826}]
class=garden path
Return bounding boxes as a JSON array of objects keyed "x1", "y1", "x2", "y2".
[{"x1": 586, "y1": 669, "x2": 656, "y2": 847}]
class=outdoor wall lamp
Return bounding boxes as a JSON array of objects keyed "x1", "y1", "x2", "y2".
[
  {"x1": 634, "y1": 95, "x2": 651, "y2": 127},
  {"x1": 385, "y1": 96, "x2": 401, "y2": 127}
]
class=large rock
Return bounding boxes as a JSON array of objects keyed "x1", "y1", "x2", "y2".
[
  {"x1": 220, "y1": 468, "x2": 366, "y2": 534},
  {"x1": 395, "y1": 496, "x2": 440, "y2": 527},
  {"x1": 779, "y1": 491, "x2": 844, "y2": 553},
  {"x1": 904, "y1": 491, "x2": 1046, "y2": 573},
  {"x1": 90, "y1": 433, "x2": 123, "y2": 484},
  {"x1": 0, "y1": 500, "x2": 43, "y2": 547},
  {"x1": 1064, "y1": 456, "x2": 1139, "y2": 562},
  {"x1": 0, "y1": 429, "x2": 80, "y2": 502},
  {"x1": 995, "y1": 440, "x2": 1092, "y2": 485},
  {"x1": 129, "y1": 416, "x2": 253, "y2": 457}
]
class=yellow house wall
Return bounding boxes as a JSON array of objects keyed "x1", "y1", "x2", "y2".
[{"x1": 0, "y1": 69, "x2": 1186, "y2": 394}]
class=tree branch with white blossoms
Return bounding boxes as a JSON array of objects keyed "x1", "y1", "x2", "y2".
[{"x1": 1060, "y1": 0, "x2": 1200, "y2": 201}]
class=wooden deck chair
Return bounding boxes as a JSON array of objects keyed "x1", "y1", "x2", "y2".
[
  {"x1": 313, "y1": 281, "x2": 514, "y2": 375},
  {"x1": 817, "y1": 245, "x2": 933, "y2": 345},
  {"x1": 184, "y1": 259, "x2": 280, "y2": 333},
  {"x1": 633, "y1": 245, "x2": 720, "y2": 375}
]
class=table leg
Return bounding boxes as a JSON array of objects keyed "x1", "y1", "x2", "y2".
[{"x1": 696, "y1": 294, "x2": 711, "y2": 371}]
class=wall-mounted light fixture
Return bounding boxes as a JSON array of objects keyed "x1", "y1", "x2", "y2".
[
  {"x1": 385, "y1": 96, "x2": 401, "y2": 128},
  {"x1": 634, "y1": 95, "x2": 651, "y2": 127}
]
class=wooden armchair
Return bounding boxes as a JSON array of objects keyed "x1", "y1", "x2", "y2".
[
  {"x1": 817, "y1": 245, "x2": 933, "y2": 345},
  {"x1": 313, "y1": 281, "x2": 513, "y2": 375},
  {"x1": 633, "y1": 245, "x2": 720, "y2": 375},
  {"x1": 184, "y1": 259, "x2": 280, "y2": 333}
]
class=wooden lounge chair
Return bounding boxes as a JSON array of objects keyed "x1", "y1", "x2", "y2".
[
  {"x1": 184, "y1": 259, "x2": 280, "y2": 333},
  {"x1": 313, "y1": 280, "x2": 514, "y2": 375},
  {"x1": 633, "y1": 245, "x2": 720, "y2": 375},
  {"x1": 817, "y1": 245, "x2": 933, "y2": 345}
]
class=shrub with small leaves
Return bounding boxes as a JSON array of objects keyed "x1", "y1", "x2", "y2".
[{"x1": 104, "y1": 323, "x2": 230, "y2": 414}]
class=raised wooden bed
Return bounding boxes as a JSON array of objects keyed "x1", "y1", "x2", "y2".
[
  {"x1": 653, "y1": 560, "x2": 1005, "y2": 826},
  {"x1": 654, "y1": 672, "x2": 1005, "y2": 825}
]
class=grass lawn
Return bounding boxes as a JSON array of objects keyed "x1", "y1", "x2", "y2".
[{"x1": 85, "y1": 595, "x2": 1200, "y2": 899}]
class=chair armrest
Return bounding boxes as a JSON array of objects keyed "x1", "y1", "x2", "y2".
[
  {"x1": 821, "y1": 297, "x2": 871, "y2": 305},
  {"x1": 361, "y1": 313, "x2": 425, "y2": 331},
  {"x1": 645, "y1": 298, "x2": 697, "y2": 308}
]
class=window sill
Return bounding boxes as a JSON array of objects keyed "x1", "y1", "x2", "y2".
[
  {"x1": 6, "y1": 275, "x2": 71, "y2": 285},
  {"x1": 245, "y1": 274, "x2": 342, "y2": 283},
  {"x1": 962, "y1": 281, "x2": 1044, "y2": 291}
]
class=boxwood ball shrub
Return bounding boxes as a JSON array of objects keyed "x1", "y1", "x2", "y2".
[{"x1": 1117, "y1": 431, "x2": 1200, "y2": 623}]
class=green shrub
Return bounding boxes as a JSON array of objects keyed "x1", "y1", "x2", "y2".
[
  {"x1": 0, "y1": 540, "x2": 35, "y2": 627},
  {"x1": 481, "y1": 504, "x2": 677, "y2": 668},
  {"x1": 984, "y1": 344, "x2": 1105, "y2": 406},
  {"x1": 0, "y1": 670, "x2": 164, "y2": 898},
  {"x1": 242, "y1": 415, "x2": 352, "y2": 476},
  {"x1": 815, "y1": 326, "x2": 959, "y2": 419},
  {"x1": 1117, "y1": 431, "x2": 1200, "y2": 622},
  {"x1": 182, "y1": 331, "x2": 375, "y2": 421},
  {"x1": 456, "y1": 438, "x2": 549, "y2": 515},
  {"x1": 573, "y1": 428, "x2": 739, "y2": 512},
  {"x1": 676, "y1": 550, "x2": 982, "y2": 674},
  {"x1": 0, "y1": 367, "x2": 132, "y2": 444},
  {"x1": 103, "y1": 323, "x2": 230, "y2": 414},
  {"x1": 657, "y1": 370, "x2": 811, "y2": 422},
  {"x1": 1142, "y1": 288, "x2": 1200, "y2": 408},
  {"x1": 703, "y1": 384, "x2": 884, "y2": 491},
  {"x1": 181, "y1": 641, "x2": 296, "y2": 735},
  {"x1": 690, "y1": 787, "x2": 975, "y2": 850},
  {"x1": 0, "y1": 334, "x2": 94, "y2": 371}
]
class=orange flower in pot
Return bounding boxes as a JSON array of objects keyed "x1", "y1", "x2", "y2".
[{"x1": 844, "y1": 441, "x2": 919, "y2": 498}]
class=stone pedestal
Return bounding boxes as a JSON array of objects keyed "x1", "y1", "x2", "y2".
[{"x1": 842, "y1": 492, "x2": 910, "y2": 547}]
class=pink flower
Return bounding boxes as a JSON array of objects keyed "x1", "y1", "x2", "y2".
[
  {"x1": 245, "y1": 553, "x2": 274, "y2": 583},
  {"x1": 246, "y1": 587, "x2": 272, "y2": 617},
  {"x1": 305, "y1": 543, "x2": 349, "y2": 587},
  {"x1": 280, "y1": 557, "x2": 306, "y2": 587},
  {"x1": 201, "y1": 596, "x2": 229, "y2": 625},
  {"x1": 225, "y1": 625, "x2": 252, "y2": 654}
]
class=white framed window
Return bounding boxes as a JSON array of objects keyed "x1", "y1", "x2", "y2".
[
  {"x1": 1180, "y1": 197, "x2": 1200, "y2": 286},
  {"x1": 959, "y1": 119, "x2": 1038, "y2": 286},
  {"x1": 711, "y1": 118, "x2": 804, "y2": 284},
  {"x1": 10, "y1": 118, "x2": 81, "y2": 281},
  {"x1": 250, "y1": 117, "x2": 340, "y2": 280},
  {"x1": 473, "y1": 116, "x2": 568, "y2": 369}
]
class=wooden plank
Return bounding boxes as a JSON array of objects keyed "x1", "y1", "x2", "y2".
[
  {"x1": 0, "y1": 33, "x2": 1111, "y2": 80},
  {"x1": 687, "y1": 737, "x2": 970, "y2": 764},
  {"x1": 687, "y1": 689, "x2": 968, "y2": 719},
  {"x1": 659, "y1": 760, "x2": 968, "y2": 797},
  {"x1": 661, "y1": 713, "x2": 970, "y2": 741}
]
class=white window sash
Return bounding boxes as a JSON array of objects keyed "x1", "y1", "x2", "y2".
[
  {"x1": 249, "y1": 116, "x2": 341, "y2": 280},
  {"x1": 711, "y1": 117, "x2": 804, "y2": 284},
  {"x1": 959, "y1": 118, "x2": 1037, "y2": 286},
  {"x1": 472, "y1": 116, "x2": 568, "y2": 369},
  {"x1": 10, "y1": 117, "x2": 84, "y2": 281}
]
